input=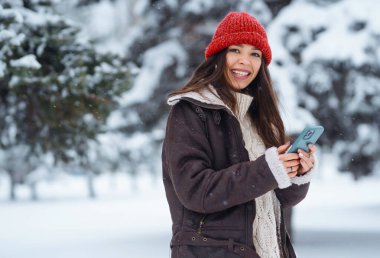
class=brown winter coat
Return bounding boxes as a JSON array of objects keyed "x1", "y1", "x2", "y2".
[{"x1": 162, "y1": 97, "x2": 309, "y2": 258}]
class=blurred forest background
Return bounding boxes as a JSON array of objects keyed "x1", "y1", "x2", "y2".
[
  {"x1": 1, "y1": 0, "x2": 380, "y2": 201},
  {"x1": 1, "y1": 1, "x2": 380, "y2": 258}
]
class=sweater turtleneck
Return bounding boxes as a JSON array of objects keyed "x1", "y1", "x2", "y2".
[{"x1": 234, "y1": 91, "x2": 282, "y2": 258}]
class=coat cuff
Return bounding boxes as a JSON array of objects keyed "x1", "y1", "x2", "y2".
[
  {"x1": 290, "y1": 170, "x2": 313, "y2": 185},
  {"x1": 265, "y1": 147, "x2": 291, "y2": 189}
]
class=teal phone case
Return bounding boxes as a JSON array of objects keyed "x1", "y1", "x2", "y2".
[{"x1": 287, "y1": 126, "x2": 324, "y2": 153}]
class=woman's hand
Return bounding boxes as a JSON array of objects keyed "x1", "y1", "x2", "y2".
[
  {"x1": 277, "y1": 142, "x2": 301, "y2": 178},
  {"x1": 278, "y1": 142, "x2": 316, "y2": 177},
  {"x1": 297, "y1": 144, "x2": 316, "y2": 175}
]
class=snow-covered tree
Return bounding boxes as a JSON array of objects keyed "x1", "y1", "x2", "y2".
[
  {"x1": 120, "y1": 0, "x2": 380, "y2": 179},
  {"x1": 0, "y1": 0, "x2": 130, "y2": 199},
  {"x1": 76, "y1": 0, "x2": 286, "y2": 178},
  {"x1": 48, "y1": 0, "x2": 380, "y2": 237},
  {"x1": 268, "y1": 0, "x2": 380, "y2": 179}
]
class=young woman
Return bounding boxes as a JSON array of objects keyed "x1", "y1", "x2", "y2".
[{"x1": 162, "y1": 12, "x2": 316, "y2": 258}]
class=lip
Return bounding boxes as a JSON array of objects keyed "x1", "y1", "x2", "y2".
[{"x1": 230, "y1": 69, "x2": 252, "y2": 80}]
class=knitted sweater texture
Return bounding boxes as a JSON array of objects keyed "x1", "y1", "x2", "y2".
[{"x1": 234, "y1": 92, "x2": 282, "y2": 258}]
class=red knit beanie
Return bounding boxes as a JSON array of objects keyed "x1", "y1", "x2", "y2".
[{"x1": 205, "y1": 12, "x2": 272, "y2": 65}]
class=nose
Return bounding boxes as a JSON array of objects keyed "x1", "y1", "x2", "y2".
[{"x1": 238, "y1": 54, "x2": 250, "y2": 65}]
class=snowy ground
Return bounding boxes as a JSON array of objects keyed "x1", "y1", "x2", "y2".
[{"x1": 0, "y1": 154, "x2": 379, "y2": 258}]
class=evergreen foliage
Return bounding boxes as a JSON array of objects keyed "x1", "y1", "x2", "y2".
[
  {"x1": 271, "y1": 1, "x2": 380, "y2": 178},
  {"x1": 114, "y1": 0, "x2": 274, "y2": 159},
  {"x1": 124, "y1": 0, "x2": 380, "y2": 179},
  {"x1": 0, "y1": 0, "x2": 130, "y2": 183}
]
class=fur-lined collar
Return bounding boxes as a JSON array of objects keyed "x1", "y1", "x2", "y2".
[{"x1": 167, "y1": 85, "x2": 253, "y2": 118}]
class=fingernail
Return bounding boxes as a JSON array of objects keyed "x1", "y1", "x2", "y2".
[{"x1": 299, "y1": 153, "x2": 304, "y2": 157}]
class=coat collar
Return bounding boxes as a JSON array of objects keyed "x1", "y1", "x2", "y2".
[
  {"x1": 167, "y1": 85, "x2": 225, "y2": 107},
  {"x1": 167, "y1": 85, "x2": 253, "y2": 118}
]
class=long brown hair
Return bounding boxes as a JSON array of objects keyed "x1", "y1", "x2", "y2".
[{"x1": 169, "y1": 50, "x2": 286, "y2": 148}]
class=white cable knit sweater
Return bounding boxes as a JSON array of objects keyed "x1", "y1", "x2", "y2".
[{"x1": 234, "y1": 92, "x2": 282, "y2": 258}]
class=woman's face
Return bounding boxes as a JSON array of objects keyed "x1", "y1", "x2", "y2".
[{"x1": 225, "y1": 44, "x2": 262, "y2": 91}]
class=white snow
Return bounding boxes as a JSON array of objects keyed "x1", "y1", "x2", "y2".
[
  {"x1": 121, "y1": 39, "x2": 187, "y2": 106},
  {"x1": 106, "y1": 109, "x2": 140, "y2": 129},
  {"x1": 183, "y1": 0, "x2": 215, "y2": 15},
  {"x1": 0, "y1": 154, "x2": 379, "y2": 258},
  {"x1": 237, "y1": 0, "x2": 272, "y2": 26},
  {"x1": 133, "y1": 0, "x2": 149, "y2": 16},
  {"x1": 294, "y1": 153, "x2": 380, "y2": 232},
  {"x1": 81, "y1": 0, "x2": 117, "y2": 40},
  {"x1": 273, "y1": 0, "x2": 380, "y2": 66},
  {"x1": 1, "y1": 1, "x2": 380, "y2": 257},
  {"x1": 22, "y1": 7, "x2": 62, "y2": 26},
  {"x1": 267, "y1": 0, "x2": 380, "y2": 134},
  {"x1": 10, "y1": 54, "x2": 41, "y2": 69},
  {"x1": 0, "y1": 61, "x2": 6, "y2": 77},
  {"x1": 95, "y1": 62, "x2": 118, "y2": 74},
  {"x1": 271, "y1": 62, "x2": 318, "y2": 134},
  {"x1": 346, "y1": 73, "x2": 380, "y2": 114}
]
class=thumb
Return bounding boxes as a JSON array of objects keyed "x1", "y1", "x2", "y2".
[{"x1": 277, "y1": 142, "x2": 291, "y2": 154}]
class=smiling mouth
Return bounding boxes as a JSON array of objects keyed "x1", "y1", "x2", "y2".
[{"x1": 231, "y1": 69, "x2": 251, "y2": 78}]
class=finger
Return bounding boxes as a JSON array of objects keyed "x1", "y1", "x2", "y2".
[
  {"x1": 288, "y1": 171, "x2": 298, "y2": 178},
  {"x1": 279, "y1": 152, "x2": 300, "y2": 162},
  {"x1": 308, "y1": 144, "x2": 316, "y2": 154},
  {"x1": 297, "y1": 149, "x2": 308, "y2": 158},
  {"x1": 298, "y1": 151, "x2": 314, "y2": 163},
  {"x1": 297, "y1": 168, "x2": 307, "y2": 175},
  {"x1": 283, "y1": 160, "x2": 301, "y2": 168},
  {"x1": 299, "y1": 154, "x2": 313, "y2": 168},
  {"x1": 298, "y1": 145, "x2": 316, "y2": 159},
  {"x1": 286, "y1": 164, "x2": 300, "y2": 173},
  {"x1": 301, "y1": 153, "x2": 315, "y2": 166},
  {"x1": 300, "y1": 159, "x2": 313, "y2": 172},
  {"x1": 277, "y1": 142, "x2": 291, "y2": 154}
]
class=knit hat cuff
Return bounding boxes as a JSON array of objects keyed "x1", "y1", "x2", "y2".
[{"x1": 205, "y1": 32, "x2": 272, "y2": 64}]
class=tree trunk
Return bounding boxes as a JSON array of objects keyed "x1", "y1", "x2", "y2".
[
  {"x1": 9, "y1": 173, "x2": 16, "y2": 201},
  {"x1": 86, "y1": 170, "x2": 96, "y2": 198},
  {"x1": 30, "y1": 182, "x2": 38, "y2": 201}
]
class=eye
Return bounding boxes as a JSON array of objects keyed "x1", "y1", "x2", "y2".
[
  {"x1": 251, "y1": 52, "x2": 262, "y2": 58},
  {"x1": 228, "y1": 48, "x2": 240, "y2": 53}
]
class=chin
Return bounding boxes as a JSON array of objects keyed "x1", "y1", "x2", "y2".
[{"x1": 234, "y1": 84, "x2": 249, "y2": 91}]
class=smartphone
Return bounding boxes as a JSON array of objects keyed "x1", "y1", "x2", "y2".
[{"x1": 286, "y1": 125, "x2": 324, "y2": 153}]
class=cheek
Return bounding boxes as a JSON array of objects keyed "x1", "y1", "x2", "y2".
[
  {"x1": 225, "y1": 56, "x2": 235, "y2": 68},
  {"x1": 247, "y1": 64, "x2": 260, "y2": 82},
  {"x1": 252, "y1": 61, "x2": 262, "y2": 74},
  {"x1": 254, "y1": 60, "x2": 262, "y2": 68}
]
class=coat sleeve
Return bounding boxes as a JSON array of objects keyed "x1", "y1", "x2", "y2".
[
  {"x1": 163, "y1": 101, "x2": 281, "y2": 214},
  {"x1": 274, "y1": 183, "x2": 310, "y2": 208},
  {"x1": 274, "y1": 161, "x2": 316, "y2": 208}
]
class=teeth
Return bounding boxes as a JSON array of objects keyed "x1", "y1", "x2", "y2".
[{"x1": 232, "y1": 70, "x2": 249, "y2": 76}]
